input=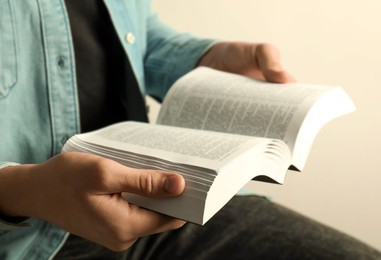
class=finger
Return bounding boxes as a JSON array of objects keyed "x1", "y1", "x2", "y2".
[
  {"x1": 111, "y1": 166, "x2": 185, "y2": 198},
  {"x1": 82, "y1": 193, "x2": 184, "y2": 251},
  {"x1": 262, "y1": 69, "x2": 296, "y2": 83},
  {"x1": 255, "y1": 44, "x2": 296, "y2": 83},
  {"x1": 126, "y1": 203, "x2": 186, "y2": 237}
]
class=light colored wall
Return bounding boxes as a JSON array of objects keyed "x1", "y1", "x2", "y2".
[{"x1": 151, "y1": 0, "x2": 381, "y2": 250}]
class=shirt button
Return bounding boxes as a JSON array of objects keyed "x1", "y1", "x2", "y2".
[
  {"x1": 125, "y1": 32, "x2": 135, "y2": 44},
  {"x1": 61, "y1": 135, "x2": 69, "y2": 145},
  {"x1": 57, "y1": 56, "x2": 66, "y2": 69}
]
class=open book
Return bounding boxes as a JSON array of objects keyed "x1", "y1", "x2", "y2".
[{"x1": 62, "y1": 67, "x2": 355, "y2": 225}]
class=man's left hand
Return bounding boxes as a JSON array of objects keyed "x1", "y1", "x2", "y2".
[{"x1": 197, "y1": 42, "x2": 295, "y2": 83}]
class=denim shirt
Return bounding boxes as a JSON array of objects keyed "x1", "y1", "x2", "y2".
[{"x1": 0, "y1": 0, "x2": 215, "y2": 258}]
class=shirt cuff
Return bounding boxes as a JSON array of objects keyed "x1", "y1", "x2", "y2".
[
  {"x1": 0, "y1": 162, "x2": 20, "y2": 169},
  {"x1": 0, "y1": 218, "x2": 31, "y2": 235}
]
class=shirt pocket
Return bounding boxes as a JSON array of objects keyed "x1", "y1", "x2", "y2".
[{"x1": 0, "y1": 0, "x2": 18, "y2": 99}]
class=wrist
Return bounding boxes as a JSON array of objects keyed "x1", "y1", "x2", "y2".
[
  {"x1": 0, "y1": 164, "x2": 36, "y2": 218},
  {"x1": 196, "y1": 41, "x2": 228, "y2": 68}
]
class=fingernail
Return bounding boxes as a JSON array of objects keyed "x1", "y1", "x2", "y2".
[{"x1": 164, "y1": 175, "x2": 180, "y2": 194}]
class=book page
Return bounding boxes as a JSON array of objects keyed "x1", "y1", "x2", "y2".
[
  {"x1": 73, "y1": 121, "x2": 265, "y2": 172},
  {"x1": 157, "y1": 67, "x2": 331, "y2": 152}
]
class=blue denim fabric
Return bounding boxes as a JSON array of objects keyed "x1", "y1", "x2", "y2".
[{"x1": 0, "y1": 0, "x2": 215, "y2": 259}]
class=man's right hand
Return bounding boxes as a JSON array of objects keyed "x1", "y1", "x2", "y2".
[{"x1": 0, "y1": 152, "x2": 186, "y2": 251}]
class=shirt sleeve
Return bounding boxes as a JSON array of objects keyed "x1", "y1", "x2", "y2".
[
  {"x1": 0, "y1": 163, "x2": 31, "y2": 235},
  {"x1": 144, "y1": 10, "x2": 218, "y2": 101},
  {"x1": 0, "y1": 218, "x2": 31, "y2": 235}
]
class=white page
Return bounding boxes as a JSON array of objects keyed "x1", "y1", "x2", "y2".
[
  {"x1": 71, "y1": 121, "x2": 267, "y2": 172},
  {"x1": 157, "y1": 67, "x2": 346, "y2": 158}
]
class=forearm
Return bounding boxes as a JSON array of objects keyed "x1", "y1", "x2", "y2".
[
  {"x1": 0, "y1": 164, "x2": 34, "y2": 234},
  {"x1": 144, "y1": 11, "x2": 217, "y2": 100},
  {"x1": 0, "y1": 164, "x2": 36, "y2": 218}
]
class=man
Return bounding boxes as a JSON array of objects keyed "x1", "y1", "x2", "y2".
[{"x1": 0, "y1": 1, "x2": 379, "y2": 259}]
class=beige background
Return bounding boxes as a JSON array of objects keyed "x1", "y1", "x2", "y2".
[{"x1": 151, "y1": 0, "x2": 381, "y2": 250}]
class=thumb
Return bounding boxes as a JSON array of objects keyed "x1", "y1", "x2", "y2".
[
  {"x1": 113, "y1": 167, "x2": 185, "y2": 198},
  {"x1": 255, "y1": 43, "x2": 296, "y2": 83}
]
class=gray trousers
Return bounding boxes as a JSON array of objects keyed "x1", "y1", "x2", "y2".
[{"x1": 55, "y1": 195, "x2": 381, "y2": 259}]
